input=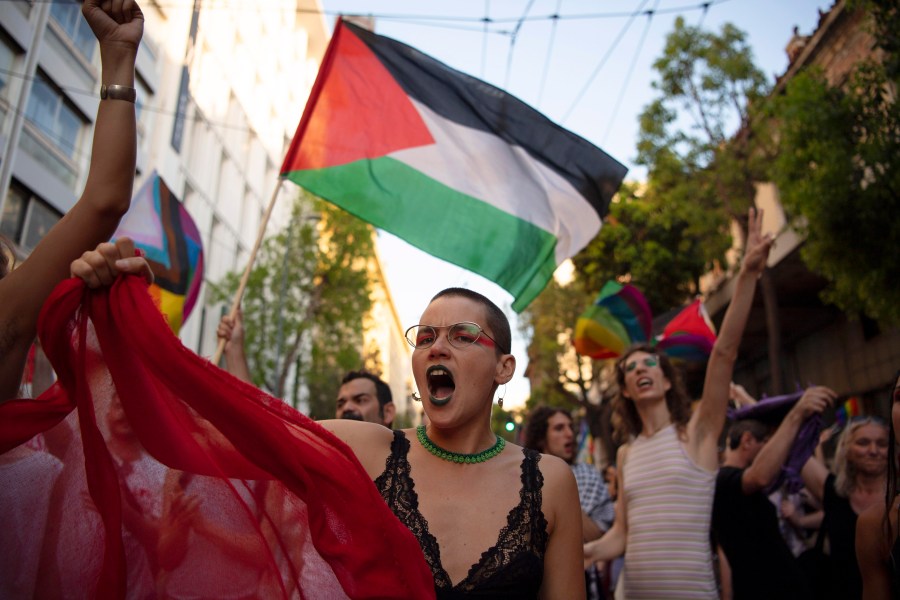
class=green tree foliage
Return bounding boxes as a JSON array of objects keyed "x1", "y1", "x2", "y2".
[
  {"x1": 636, "y1": 16, "x2": 771, "y2": 228},
  {"x1": 849, "y1": 0, "x2": 899, "y2": 81},
  {"x1": 490, "y1": 406, "x2": 520, "y2": 442},
  {"x1": 767, "y1": 62, "x2": 900, "y2": 323},
  {"x1": 519, "y1": 276, "x2": 593, "y2": 411},
  {"x1": 211, "y1": 191, "x2": 374, "y2": 417},
  {"x1": 572, "y1": 182, "x2": 730, "y2": 315},
  {"x1": 527, "y1": 17, "x2": 770, "y2": 456}
]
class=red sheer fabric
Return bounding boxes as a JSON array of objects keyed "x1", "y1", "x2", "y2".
[{"x1": 0, "y1": 276, "x2": 434, "y2": 599}]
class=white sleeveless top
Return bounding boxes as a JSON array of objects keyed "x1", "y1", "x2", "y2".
[{"x1": 621, "y1": 424, "x2": 718, "y2": 599}]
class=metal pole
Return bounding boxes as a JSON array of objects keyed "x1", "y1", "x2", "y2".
[{"x1": 0, "y1": 1, "x2": 52, "y2": 222}]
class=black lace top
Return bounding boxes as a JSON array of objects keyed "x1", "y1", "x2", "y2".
[{"x1": 375, "y1": 430, "x2": 548, "y2": 600}]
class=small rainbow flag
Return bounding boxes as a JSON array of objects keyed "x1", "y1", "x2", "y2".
[
  {"x1": 575, "y1": 418, "x2": 595, "y2": 465},
  {"x1": 113, "y1": 172, "x2": 204, "y2": 334},
  {"x1": 573, "y1": 281, "x2": 652, "y2": 359},
  {"x1": 835, "y1": 397, "x2": 861, "y2": 426}
]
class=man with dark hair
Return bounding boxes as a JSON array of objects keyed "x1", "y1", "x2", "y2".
[
  {"x1": 712, "y1": 386, "x2": 835, "y2": 600},
  {"x1": 336, "y1": 371, "x2": 395, "y2": 427}
]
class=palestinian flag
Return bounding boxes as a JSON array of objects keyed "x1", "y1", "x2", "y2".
[{"x1": 281, "y1": 19, "x2": 627, "y2": 311}]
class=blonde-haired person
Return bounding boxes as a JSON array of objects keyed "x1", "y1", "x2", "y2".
[
  {"x1": 583, "y1": 207, "x2": 773, "y2": 599},
  {"x1": 856, "y1": 372, "x2": 900, "y2": 600},
  {"x1": 801, "y1": 414, "x2": 889, "y2": 600},
  {"x1": 0, "y1": 0, "x2": 144, "y2": 401}
]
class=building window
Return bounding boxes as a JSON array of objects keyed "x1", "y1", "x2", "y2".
[
  {"x1": 0, "y1": 29, "x2": 21, "y2": 101},
  {"x1": 21, "y1": 198, "x2": 60, "y2": 252},
  {"x1": 0, "y1": 182, "x2": 61, "y2": 252},
  {"x1": 25, "y1": 71, "x2": 83, "y2": 158},
  {"x1": 0, "y1": 184, "x2": 27, "y2": 242},
  {"x1": 50, "y1": 0, "x2": 96, "y2": 61}
]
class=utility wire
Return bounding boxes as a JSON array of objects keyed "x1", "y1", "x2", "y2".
[
  {"x1": 4, "y1": 0, "x2": 732, "y2": 27},
  {"x1": 561, "y1": 0, "x2": 653, "y2": 124},
  {"x1": 503, "y1": 0, "x2": 536, "y2": 89},
  {"x1": 481, "y1": 0, "x2": 490, "y2": 78},
  {"x1": 536, "y1": 0, "x2": 563, "y2": 109},
  {"x1": 696, "y1": 1, "x2": 711, "y2": 27},
  {"x1": 601, "y1": 0, "x2": 660, "y2": 145}
]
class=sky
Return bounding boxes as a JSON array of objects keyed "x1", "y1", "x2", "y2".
[{"x1": 319, "y1": 0, "x2": 832, "y2": 410}]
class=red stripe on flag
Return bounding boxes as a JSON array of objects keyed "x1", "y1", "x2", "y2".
[{"x1": 281, "y1": 19, "x2": 434, "y2": 173}]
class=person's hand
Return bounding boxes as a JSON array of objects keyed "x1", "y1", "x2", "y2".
[
  {"x1": 70, "y1": 237, "x2": 153, "y2": 288},
  {"x1": 82, "y1": 0, "x2": 144, "y2": 52},
  {"x1": 740, "y1": 207, "x2": 774, "y2": 278},
  {"x1": 217, "y1": 309, "x2": 245, "y2": 350},
  {"x1": 729, "y1": 382, "x2": 757, "y2": 407},
  {"x1": 791, "y1": 386, "x2": 836, "y2": 420},
  {"x1": 158, "y1": 488, "x2": 201, "y2": 570},
  {"x1": 780, "y1": 496, "x2": 797, "y2": 521}
]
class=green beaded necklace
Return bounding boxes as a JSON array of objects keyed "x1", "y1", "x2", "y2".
[{"x1": 416, "y1": 425, "x2": 505, "y2": 464}]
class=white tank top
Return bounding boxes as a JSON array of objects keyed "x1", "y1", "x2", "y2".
[{"x1": 622, "y1": 424, "x2": 718, "y2": 599}]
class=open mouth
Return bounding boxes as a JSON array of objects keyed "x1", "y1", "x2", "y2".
[
  {"x1": 636, "y1": 377, "x2": 653, "y2": 391},
  {"x1": 427, "y1": 365, "x2": 455, "y2": 405}
]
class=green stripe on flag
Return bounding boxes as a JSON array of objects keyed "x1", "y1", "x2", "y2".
[{"x1": 284, "y1": 156, "x2": 558, "y2": 311}]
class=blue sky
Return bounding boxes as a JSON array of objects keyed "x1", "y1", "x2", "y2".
[{"x1": 320, "y1": 0, "x2": 832, "y2": 408}]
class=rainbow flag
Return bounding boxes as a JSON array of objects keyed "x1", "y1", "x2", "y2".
[
  {"x1": 655, "y1": 298, "x2": 717, "y2": 362},
  {"x1": 835, "y1": 397, "x2": 861, "y2": 426},
  {"x1": 574, "y1": 281, "x2": 652, "y2": 359},
  {"x1": 113, "y1": 172, "x2": 204, "y2": 334}
]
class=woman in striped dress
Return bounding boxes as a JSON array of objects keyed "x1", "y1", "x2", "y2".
[{"x1": 584, "y1": 207, "x2": 772, "y2": 599}]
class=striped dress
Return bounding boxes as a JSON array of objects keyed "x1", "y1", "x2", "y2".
[{"x1": 621, "y1": 424, "x2": 718, "y2": 599}]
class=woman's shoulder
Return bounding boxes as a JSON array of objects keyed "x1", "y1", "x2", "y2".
[{"x1": 318, "y1": 420, "x2": 396, "y2": 477}]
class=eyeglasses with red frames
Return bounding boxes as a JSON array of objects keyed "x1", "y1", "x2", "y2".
[
  {"x1": 405, "y1": 322, "x2": 505, "y2": 352},
  {"x1": 623, "y1": 355, "x2": 660, "y2": 373}
]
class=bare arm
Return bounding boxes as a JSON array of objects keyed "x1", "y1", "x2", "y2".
[
  {"x1": 857, "y1": 501, "x2": 893, "y2": 600},
  {"x1": 688, "y1": 208, "x2": 773, "y2": 468},
  {"x1": 581, "y1": 511, "x2": 605, "y2": 542},
  {"x1": 540, "y1": 457, "x2": 586, "y2": 600},
  {"x1": 0, "y1": 0, "x2": 143, "y2": 400},
  {"x1": 217, "y1": 310, "x2": 252, "y2": 383},
  {"x1": 782, "y1": 502, "x2": 823, "y2": 530},
  {"x1": 584, "y1": 446, "x2": 628, "y2": 563},
  {"x1": 741, "y1": 387, "x2": 835, "y2": 494},
  {"x1": 800, "y1": 455, "x2": 830, "y2": 503}
]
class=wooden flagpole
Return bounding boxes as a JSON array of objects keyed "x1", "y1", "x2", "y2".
[{"x1": 212, "y1": 178, "x2": 284, "y2": 365}]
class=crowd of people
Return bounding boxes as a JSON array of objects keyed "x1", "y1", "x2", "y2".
[{"x1": 1, "y1": 1, "x2": 898, "y2": 599}]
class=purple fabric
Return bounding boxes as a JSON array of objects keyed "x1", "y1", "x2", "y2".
[{"x1": 728, "y1": 389, "x2": 822, "y2": 494}]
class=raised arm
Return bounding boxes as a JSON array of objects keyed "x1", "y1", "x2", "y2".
[
  {"x1": 689, "y1": 208, "x2": 772, "y2": 464},
  {"x1": 0, "y1": 0, "x2": 144, "y2": 400},
  {"x1": 800, "y1": 452, "x2": 830, "y2": 503},
  {"x1": 217, "y1": 310, "x2": 253, "y2": 383},
  {"x1": 740, "y1": 386, "x2": 835, "y2": 494}
]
